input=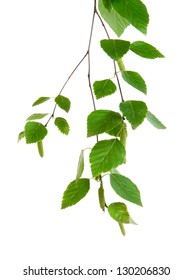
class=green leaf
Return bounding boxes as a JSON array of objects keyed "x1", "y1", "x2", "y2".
[
  {"x1": 110, "y1": 0, "x2": 149, "y2": 34},
  {"x1": 120, "y1": 100, "x2": 148, "y2": 129},
  {"x1": 110, "y1": 173, "x2": 142, "y2": 206},
  {"x1": 122, "y1": 71, "x2": 147, "y2": 94},
  {"x1": 108, "y1": 202, "x2": 130, "y2": 223},
  {"x1": 100, "y1": 39, "x2": 130, "y2": 60},
  {"x1": 32, "y1": 97, "x2": 50, "y2": 106},
  {"x1": 61, "y1": 179, "x2": 90, "y2": 209},
  {"x1": 130, "y1": 41, "x2": 164, "y2": 59},
  {"x1": 119, "y1": 122, "x2": 127, "y2": 149},
  {"x1": 118, "y1": 223, "x2": 126, "y2": 236},
  {"x1": 55, "y1": 95, "x2": 71, "y2": 112},
  {"x1": 98, "y1": 182, "x2": 106, "y2": 211},
  {"x1": 76, "y1": 150, "x2": 84, "y2": 180},
  {"x1": 17, "y1": 131, "x2": 25, "y2": 142},
  {"x1": 93, "y1": 79, "x2": 116, "y2": 99},
  {"x1": 24, "y1": 122, "x2": 48, "y2": 144},
  {"x1": 26, "y1": 113, "x2": 48, "y2": 121},
  {"x1": 99, "y1": 0, "x2": 130, "y2": 37},
  {"x1": 102, "y1": 0, "x2": 111, "y2": 12},
  {"x1": 90, "y1": 138, "x2": 126, "y2": 177},
  {"x1": 87, "y1": 110, "x2": 123, "y2": 137},
  {"x1": 37, "y1": 140, "x2": 44, "y2": 158},
  {"x1": 146, "y1": 111, "x2": 166, "y2": 129},
  {"x1": 54, "y1": 117, "x2": 70, "y2": 135}
]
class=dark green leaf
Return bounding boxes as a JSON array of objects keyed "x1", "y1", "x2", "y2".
[
  {"x1": 32, "y1": 97, "x2": 50, "y2": 106},
  {"x1": 99, "y1": 0, "x2": 130, "y2": 37},
  {"x1": 54, "y1": 117, "x2": 70, "y2": 135},
  {"x1": 17, "y1": 131, "x2": 25, "y2": 142},
  {"x1": 61, "y1": 179, "x2": 90, "y2": 209},
  {"x1": 108, "y1": 202, "x2": 130, "y2": 223},
  {"x1": 55, "y1": 95, "x2": 71, "y2": 112},
  {"x1": 120, "y1": 100, "x2": 148, "y2": 129},
  {"x1": 93, "y1": 79, "x2": 116, "y2": 99},
  {"x1": 87, "y1": 110, "x2": 123, "y2": 137},
  {"x1": 37, "y1": 140, "x2": 44, "y2": 158},
  {"x1": 90, "y1": 138, "x2": 126, "y2": 177},
  {"x1": 26, "y1": 113, "x2": 48, "y2": 121},
  {"x1": 146, "y1": 111, "x2": 166, "y2": 129},
  {"x1": 111, "y1": 0, "x2": 149, "y2": 34},
  {"x1": 76, "y1": 150, "x2": 84, "y2": 180},
  {"x1": 122, "y1": 71, "x2": 147, "y2": 94},
  {"x1": 130, "y1": 41, "x2": 164, "y2": 59},
  {"x1": 102, "y1": 0, "x2": 111, "y2": 12},
  {"x1": 24, "y1": 122, "x2": 48, "y2": 144},
  {"x1": 100, "y1": 39, "x2": 130, "y2": 60},
  {"x1": 98, "y1": 182, "x2": 106, "y2": 211},
  {"x1": 110, "y1": 173, "x2": 142, "y2": 206}
]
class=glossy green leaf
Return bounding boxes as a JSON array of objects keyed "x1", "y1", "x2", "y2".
[
  {"x1": 110, "y1": 0, "x2": 149, "y2": 34},
  {"x1": 32, "y1": 97, "x2": 50, "y2": 106},
  {"x1": 110, "y1": 173, "x2": 142, "y2": 206},
  {"x1": 98, "y1": 182, "x2": 106, "y2": 211},
  {"x1": 55, "y1": 95, "x2": 71, "y2": 112},
  {"x1": 76, "y1": 150, "x2": 84, "y2": 180},
  {"x1": 122, "y1": 71, "x2": 147, "y2": 94},
  {"x1": 130, "y1": 41, "x2": 164, "y2": 59},
  {"x1": 100, "y1": 39, "x2": 130, "y2": 60},
  {"x1": 146, "y1": 111, "x2": 166, "y2": 129},
  {"x1": 120, "y1": 100, "x2": 148, "y2": 129},
  {"x1": 87, "y1": 110, "x2": 123, "y2": 137},
  {"x1": 24, "y1": 122, "x2": 48, "y2": 144},
  {"x1": 17, "y1": 131, "x2": 25, "y2": 142},
  {"x1": 26, "y1": 113, "x2": 48, "y2": 121},
  {"x1": 61, "y1": 179, "x2": 90, "y2": 209},
  {"x1": 108, "y1": 202, "x2": 130, "y2": 223},
  {"x1": 93, "y1": 79, "x2": 116, "y2": 99},
  {"x1": 99, "y1": 0, "x2": 130, "y2": 37},
  {"x1": 37, "y1": 140, "x2": 44, "y2": 158},
  {"x1": 54, "y1": 117, "x2": 70, "y2": 135},
  {"x1": 90, "y1": 138, "x2": 126, "y2": 177}
]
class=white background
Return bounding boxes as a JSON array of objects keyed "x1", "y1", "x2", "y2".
[{"x1": 0, "y1": 0, "x2": 193, "y2": 279}]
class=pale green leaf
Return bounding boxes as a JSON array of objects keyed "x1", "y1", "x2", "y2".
[
  {"x1": 26, "y1": 113, "x2": 48, "y2": 121},
  {"x1": 118, "y1": 223, "x2": 126, "y2": 236},
  {"x1": 122, "y1": 71, "x2": 147, "y2": 94},
  {"x1": 24, "y1": 122, "x2": 48, "y2": 144},
  {"x1": 37, "y1": 140, "x2": 44, "y2": 158},
  {"x1": 130, "y1": 41, "x2": 164, "y2": 59},
  {"x1": 108, "y1": 202, "x2": 130, "y2": 223},
  {"x1": 110, "y1": 173, "x2": 142, "y2": 206},
  {"x1": 90, "y1": 138, "x2": 126, "y2": 177},
  {"x1": 54, "y1": 117, "x2": 70, "y2": 135},
  {"x1": 87, "y1": 110, "x2": 123, "y2": 137},
  {"x1": 55, "y1": 95, "x2": 71, "y2": 112},
  {"x1": 61, "y1": 179, "x2": 90, "y2": 209},
  {"x1": 100, "y1": 39, "x2": 130, "y2": 60},
  {"x1": 146, "y1": 111, "x2": 166, "y2": 129},
  {"x1": 98, "y1": 183, "x2": 106, "y2": 211},
  {"x1": 32, "y1": 97, "x2": 50, "y2": 106},
  {"x1": 93, "y1": 79, "x2": 116, "y2": 99},
  {"x1": 119, "y1": 122, "x2": 127, "y2": 149},
  {"x1": 17, "y1": 131, "x2": 25, "y2": 142},
  {"x1": 76, "y1": 150, "x2": 84, "y2": 180},
  {"x1": 99, "y1": 0, "x2": 130, "y2": 37},
  {"x1": 120, "y1": 100, "x2": 148, "y2": 129},
  {"x1": 111, "y1": 0, "x2": 149, "y2": 34}
]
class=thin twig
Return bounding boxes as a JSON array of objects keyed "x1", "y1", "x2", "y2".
[{"x1": 95, "y1": 8, "x2": 124, "y2": 102}]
